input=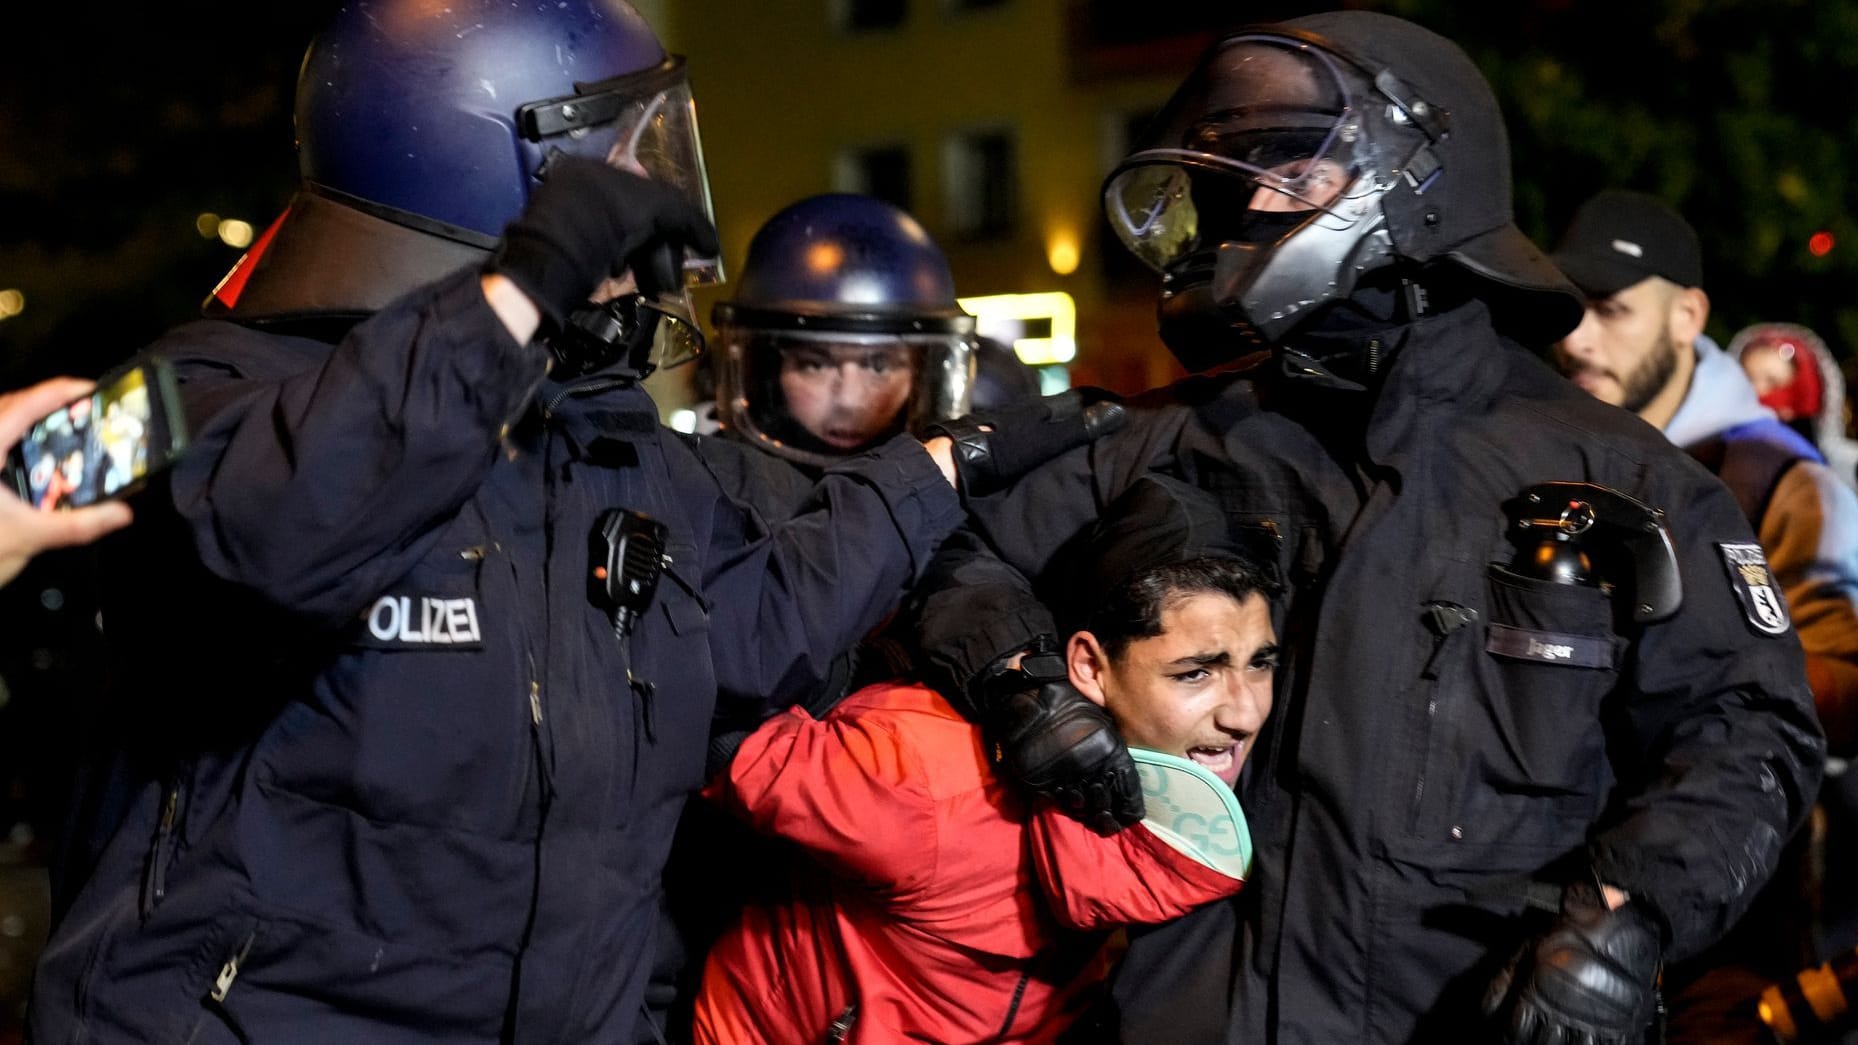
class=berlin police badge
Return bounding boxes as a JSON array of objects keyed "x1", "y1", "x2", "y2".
[{"x1": 1718, "y1": 543, "x2": 1791, "y2": 636}]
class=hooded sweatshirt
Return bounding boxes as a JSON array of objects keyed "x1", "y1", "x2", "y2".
[
  {"x1": 1666, "y1": 334, "x2": 1775, "y2": 447},
  {"x1": 693, "y1": 681, "x2": 1246, "y2": 1044},
  {"x1": 1727, "y1": 322, "x2": 1858, "y2": 494}
]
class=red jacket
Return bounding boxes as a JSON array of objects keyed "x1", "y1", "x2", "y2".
[{"x1": 693, "y1": 681, "x2": 1245, "y2": 1044}]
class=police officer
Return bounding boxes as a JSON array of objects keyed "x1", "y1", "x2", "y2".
[
  {"x1": 643, "y1": 194, "x2": 1067, "y2": 1043},
  {"x1": 24, "y1": 3, "x2": 1085, "y2": 1041},
  {"x1": 711, "y1": 193, "x2": 981, "y2": 467},
  {"x1": 636, "y1": 193, "x2": 977, "y2": 1041},
  {"x1": 691, "y1": 189, "x2": 1084, "y2": 720},
  {"x1": 912, "y1": 11, "x2": 1825, "y2": 1043}
]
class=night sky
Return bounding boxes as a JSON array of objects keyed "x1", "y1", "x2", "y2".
[
  {"x1": 3, "y1": 1, "x2": 1856, "y2": 386},
  {"x1": 0, "y1": 2, "x2": 340, "y2": 386}
]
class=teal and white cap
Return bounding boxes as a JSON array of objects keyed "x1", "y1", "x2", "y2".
[{"x1": 1132, "y1": 748, "x2": 1252, "y2": 879}]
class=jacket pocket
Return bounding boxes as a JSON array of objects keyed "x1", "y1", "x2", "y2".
[
  {"x1": 1470, "y1": 565, "x2": 1622, "y2": 801},
  {"x1": 624, "y1": 556, "x2": 718, "y2": 806},
  {"x1": 180, "y1": 907, "x2": 509, "y2": 1040}
]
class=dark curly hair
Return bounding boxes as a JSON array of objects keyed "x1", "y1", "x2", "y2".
[{"x1": 1083, "y1": 555, "x2": 1281, "y2": 660}]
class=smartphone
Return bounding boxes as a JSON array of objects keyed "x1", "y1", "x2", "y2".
[{"x1": 5, "y1": 357, "x2": 188, "y2": 511}]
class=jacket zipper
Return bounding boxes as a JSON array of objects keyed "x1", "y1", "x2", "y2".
[
  {"x1": 824, "y1": 1002, "x2": 859, "y2": 1044},
  {"x1": 209, "y1": 931, "x2": 256, "y2": 1003},
  {"x1": 542, "y1": 374, "x2": 630, "y2": 418},
  {"x1": 139, "y1": 778, "x2": 184, "y2": 919},
  {"x1": 495, "y1": 519, "x2": 549, "y2": 780},
  {"x1": 189, "y1": 930, "x2": 258, "y2": 1044},
  {"x1": 987, "y1": 967, "x2": 1035, "y2": 1042},
  {"x1": 1410, "y1": 602, "x2": 1478, "y2": 832}
]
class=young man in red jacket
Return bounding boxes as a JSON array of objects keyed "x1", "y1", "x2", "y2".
[{"x1": 694, "y1": 475, "x2": 1276, "y2": 1043}]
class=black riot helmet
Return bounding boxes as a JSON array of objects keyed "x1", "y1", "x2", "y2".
[
  {"x1": 1103, "y1": 11, "x2": 1582, "y2": 373},
  {"x1": 712, "y1": 194, "x2": 977, "y2": 467}
]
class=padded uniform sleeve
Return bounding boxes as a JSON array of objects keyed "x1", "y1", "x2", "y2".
[
  {"x1": 1589, "y1": 468, "x2": 1826, "y2": 959},
  {"x1": 698, "y1": 433, "x2": 965, "y2": 704},
  {"x1": 158, "y1": 270, "x2": 547, "y2": 627}
]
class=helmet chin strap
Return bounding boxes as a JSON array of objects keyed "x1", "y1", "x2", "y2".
[{"x1": 1273, "y1": 266, "x2": 1453, "y2": 391}]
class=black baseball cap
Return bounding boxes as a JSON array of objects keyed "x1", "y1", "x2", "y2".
[{"x1": 1551, "y1": 190, "x2": 1703, "y2": 298}]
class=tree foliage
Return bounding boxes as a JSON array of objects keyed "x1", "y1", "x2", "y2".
[{"x1": 1387, "y1": 0, "x2": 1858, "y2": 358}]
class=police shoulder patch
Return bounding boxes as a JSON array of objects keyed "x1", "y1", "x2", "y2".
[{"x1": 1717, "y1": 542, "x2": 1791, "y2": 636}]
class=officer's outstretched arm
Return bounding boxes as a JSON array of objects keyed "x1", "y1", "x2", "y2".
[{"x1": 924, "y1": 388, "x2": 1125, "y2": 501}]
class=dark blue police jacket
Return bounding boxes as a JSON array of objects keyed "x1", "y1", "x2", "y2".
[{"x1": 28, "y1": 270, "x2": 963, "y2": 1044}]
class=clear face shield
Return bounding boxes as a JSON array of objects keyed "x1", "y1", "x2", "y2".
[
  {"x1": 1103, "y1": 35, "x2": 1437, "y2": 349},
  {"x1": 716, "y1": 327, "x2": 975, "y2": 468},
  {"x1": 518, "y1": 56, "x2": 721, "y2": 376}
]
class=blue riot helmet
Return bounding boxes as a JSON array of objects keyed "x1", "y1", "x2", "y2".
[
  {"x1": 712, "y1": 194, "x2": 977, "y2": 467},
  {"x1": 206, "y1": 0, "x2": 720, "y2": 334},
  {"x1": 1103, "y1": 12, "x2": 1581, "y2": 374}
]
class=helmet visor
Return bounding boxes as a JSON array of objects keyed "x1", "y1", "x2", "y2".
[
  {"x1": 719, "y1": 329, "x2": 974, "y2": 466},
  {"x1": 1103, "y1": 36, "x2": 1376, "y2": 272},
  {"x1": 638, "y1": 295, "x2": 708, "y2": 372},
  {"x1": 520, "y1": 56, "x2": 723, "y2": 286}
]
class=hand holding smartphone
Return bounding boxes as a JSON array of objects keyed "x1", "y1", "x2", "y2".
[
  {"x1": 0, "y1": 370, "x2": 167, "y2": 586},
  {"x1": 4, "y1": 357, "x2": 187, "y2": 511}
]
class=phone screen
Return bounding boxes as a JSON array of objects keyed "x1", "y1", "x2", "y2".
[{"x1": 12, "y1": 361, "x2": 185, "y2": 511}]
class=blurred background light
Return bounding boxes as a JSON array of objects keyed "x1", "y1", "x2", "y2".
[
  {"x1": 1045, "y1": 230, "x2": 1080, "y2": 276},
  {"x1": 960, "y1": 291, "x2": 1077, "y2": 365},
  {"x1": 217, "y1": 219, "x2": 255, "y2": 249}
]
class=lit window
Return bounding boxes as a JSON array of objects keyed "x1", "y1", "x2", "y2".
[
  {"x1": 945, "y1": 129, "x2": 1017, "y2": 240},
  {"x1": 838, "y1": 0, "x2": 907, "y2": 31},
  {"x1": 834, "y1": 144, "x2": 913, "y2": 212}
]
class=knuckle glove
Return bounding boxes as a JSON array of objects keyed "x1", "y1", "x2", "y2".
[
  {"x1": 926, "y1": 389, "x2": 1126, "y2": 497},
  {"x1": 977, "y1": 649, "x2": 1144, "y2": 833},
  {"x1": 1484, "y1": 880, "x2": 1664, "y2": 1045},
  {"x1": 484, "y1": 155, "x2": 719, "y2": 327}
]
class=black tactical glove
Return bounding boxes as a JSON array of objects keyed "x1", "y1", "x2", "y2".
[
  {"x1": 485, "y1": 155, "x2": 720, "y2": 328},
  {"x1": 1484, "y1": 879, "x2": 1666, "y2": 1045},
  {"x1": 925, "y1": 388, "x2": 1126, "y2": 498},
  {"x1": 978, "y1": 644, "x2": 1144, "y2": 835}
]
